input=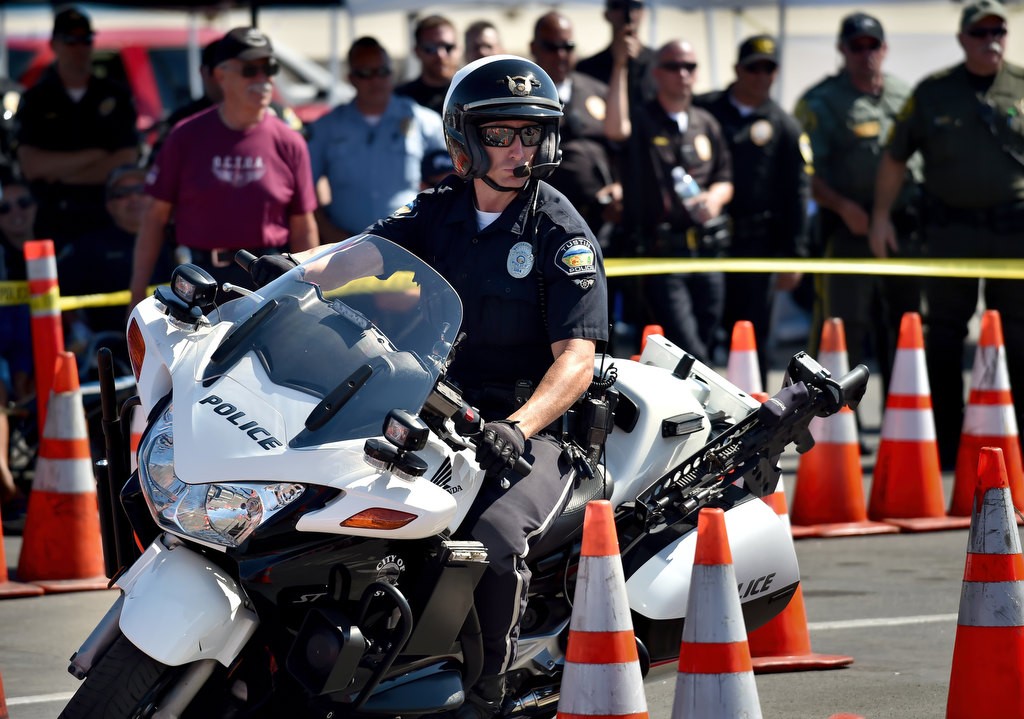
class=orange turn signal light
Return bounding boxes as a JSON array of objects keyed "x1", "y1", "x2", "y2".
[
  {"x1": 127, "y1": 318, "x2": 146, "y2": 381},
  {"x1": 340, "y1": 508, "x2": 417, "y2": 530}
]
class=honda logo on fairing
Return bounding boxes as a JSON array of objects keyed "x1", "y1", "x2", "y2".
[{"x1": 199, "y1": 395, "x2": 283, "y2": 450}]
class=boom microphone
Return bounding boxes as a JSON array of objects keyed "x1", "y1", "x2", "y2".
[{"x1": 513, "y1": 162, "x2": 561, "y2": 178}]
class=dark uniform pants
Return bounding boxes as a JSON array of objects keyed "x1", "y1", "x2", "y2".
[
  {"x1": 813, "y1": 226, "x2": 921, "y2": 397},
  {"x1": 644, "y1": 272, "x2": 725, "y2": 365},
  {"x1": 456, "y1": 434, "x2": 575, "y2": 677},
  {"x1": 923, "y1": 223, "x2": 1024, "y2": 469},
  {"x1": 723, "y1": 260, "x2": 774, "y2": 389}
]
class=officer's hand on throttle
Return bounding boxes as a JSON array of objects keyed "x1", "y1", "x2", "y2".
[
  {"x1": 475, "y1": 420, "x2": 526, "y2": 480},
  {"x1": 250, "y1": 254, "x2": 298, "y2": 288}
]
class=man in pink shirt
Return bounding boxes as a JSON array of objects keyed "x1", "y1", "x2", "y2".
[{"x1": 129, "y1": 27, "x2": 318, "y2": 307}]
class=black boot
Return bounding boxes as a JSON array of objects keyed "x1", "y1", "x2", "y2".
[{"x1": 454, "y1": 675, "x2": 505, "y2": 719}]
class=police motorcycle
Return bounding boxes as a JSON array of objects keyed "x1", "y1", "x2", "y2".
[{"x1": 62, "y1": 233, "x2": 868, "y2": 719}]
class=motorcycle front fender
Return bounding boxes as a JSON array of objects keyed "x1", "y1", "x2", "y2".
[
  {"x1": 116, "y1": 537, "x2": 258, "y2": 667},
  {"x1": 625, "y1": 492, "x2": 800, "y2": 625}
]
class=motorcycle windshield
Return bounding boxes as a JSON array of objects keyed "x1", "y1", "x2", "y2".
[{"x1": 202, "y1": 234, "x2": 463, "y2": 448}]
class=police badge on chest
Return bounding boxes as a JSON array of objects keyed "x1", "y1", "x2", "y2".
[{"x1": 507, "y1": 241, "x2": 534, "y2": 278}]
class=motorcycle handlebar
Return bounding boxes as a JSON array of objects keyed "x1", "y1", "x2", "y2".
[{"x1": 235, "y1": 249, "x2": 258, "y2": 271}]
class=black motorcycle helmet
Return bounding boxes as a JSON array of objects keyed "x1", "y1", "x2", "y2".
[{"x1": 442, "y1": 55, "x2": 564, "y2": 181}]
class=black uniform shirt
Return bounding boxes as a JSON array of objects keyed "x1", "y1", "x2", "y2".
[
  {"x1": 367, "y1": 178, "x2": 608, "y2": 411},
  {"x1": 15, "y1": 66, "x2": 137, "y2": 156},
  {"x1": 694, "y1": 87, "x2": 809, "y2": 256},
  {"x1": 624, "y1": 100, "x2": 732, "y2": 235},
  {"x1": 394, "y1": 77, "x2": 450, "y2": 116}
]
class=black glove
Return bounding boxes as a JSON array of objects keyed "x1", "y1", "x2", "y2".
[
  {"x1": 475, "y1": 420, "x2": 526, "y2": 479},
  {"x1": 250, "y1": 253, "x2": 298, "y2": 287}
]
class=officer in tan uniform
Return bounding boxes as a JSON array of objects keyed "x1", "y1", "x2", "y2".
[
  {"x1": 872, "y1": 0, "x2": 1024, "y2": 469},
  {"x1": 794, "y1": 12, "x2": 922, "y2": 407}
]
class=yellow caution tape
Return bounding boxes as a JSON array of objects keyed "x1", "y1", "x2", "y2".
[
  {"x1": 2, "y1": 259, "x2": 1023, "y2": 310},
  {"x1": 605, "y1": 257, "x2": 1024, "y2": 280}
]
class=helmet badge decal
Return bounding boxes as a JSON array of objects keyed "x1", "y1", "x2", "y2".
[{"x1": 505, "y1": 74, "x2": 540, "y2": 97}]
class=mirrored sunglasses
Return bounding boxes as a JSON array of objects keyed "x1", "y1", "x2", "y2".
[{"x1": 479, "y1": 125, "x2": 545, "y2": 148}]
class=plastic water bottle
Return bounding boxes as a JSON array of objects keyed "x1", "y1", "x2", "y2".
[{"x1": 671, "y1": 166, "x2": 701, "y2": 201}]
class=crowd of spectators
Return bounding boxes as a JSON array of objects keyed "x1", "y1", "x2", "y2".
[{"x1": 2, "y1": 0, "x2": 1022, "y2": 525}]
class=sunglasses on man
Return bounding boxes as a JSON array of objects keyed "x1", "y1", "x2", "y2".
[
  {"x1": 351, "y1": 66, "x2": 393, "y2": 79},
  {"x1": 539, "y1": 40, "x2": 577, "y2": 53},
  {"x1": 479, "y1": 125, "x2": 544, "y2": 148},
  {"x1": 233, "y1": 60, "x2": 281, "y2": 78},
  {"x1": 109, "y1": 184, "x2": 146, "y2": 201},
  {"x1": 846, "y1": 39, "x2": 882, "y2": 54},
  {"x1": 419, "y1": 42, "x2": 456, "y2": 56},
  {"x1": 659, "y1": 61, "x2": 698, "y2": 73},
  {"x1": 965, "y1": 26, "x2": 1007, "y2": 40},
  {"x1": 0, "y1": 196, "x2": 36, "y2": 215},
  {"x1": 56, "y1": 34, "x2": 93, "y2": 46}
]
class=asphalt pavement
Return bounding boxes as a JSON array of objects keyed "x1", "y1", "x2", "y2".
[{"x1": 0, "y1": 350, "x2": 1008, "y2": 718}]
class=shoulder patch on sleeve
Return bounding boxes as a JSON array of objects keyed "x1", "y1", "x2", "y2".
[
  {"x1": 392, "y1": 198, "x2": 417, "y2": 217},
  {"x1": 555, "y1": 237, "x2": 597, "y2": 279}
]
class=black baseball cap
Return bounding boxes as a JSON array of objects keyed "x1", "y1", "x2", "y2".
[
  {"x1": 421, "y1": 149, "x2": 455, "y2": 181},
  {"x1": 960, "y1": 0, "x2": 1008, "y2": 32},
  {"x1": 839, "y1": 12, "x2": 885, "y2": 44},
  {"x1": 201, "y1": 39, "x2": 221, "y2": 71},
  {"x1": 737, "y1": 35, "x2": 778, "y2": 66},
  {"x1": 212, "y1": 27, "x2": 274, "y2": 66},
  {"x1": 52, "y1": 7, "x2": 94, "y2": 42}
]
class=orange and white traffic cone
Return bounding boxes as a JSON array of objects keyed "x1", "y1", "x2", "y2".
[
  {"x1": 0, "y1": 506, "x2": 44, "y2": 599},
  {"x1": 726, "y1": 320, "x2": 765, "y2": 400},
  {"x1": 948, "y1": 310, "x2": 1024, "y2": 517},
  {"x1": 0, "y1": 668, "x2": 8, "y2": 719},
  {"x1": 17, "y1": 352, "x2": 109, "y2": 592},
  {"x1": 631, "y1": 324, "x2": 665, "y2": 362},
  {"x1": 946, "y1": 447, "x2": 1024, "y2": 718},
  {"x1": 869, "y1": 312, "x2": 970, "y2": 531},
  {"x1": 791, "y1": 318, "x2": 898, "y2": 537},
  {"x1": 749, "y1": 485, "x2": 854, "y2": 672},
  {"x1": 556, "y1": 500, "x2": 648, "y2": 719},
  {"x1": 672, "y1": 507, "x2": 762, "y2": 719}
]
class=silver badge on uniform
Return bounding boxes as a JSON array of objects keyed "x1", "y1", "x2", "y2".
[{"x1": 507, "y1": 241, "x2": 534, "y2": 278}]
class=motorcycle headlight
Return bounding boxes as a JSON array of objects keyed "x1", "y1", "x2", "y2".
[{"x1": 138, "y1": 404, "x2": 306, "y2": 548}]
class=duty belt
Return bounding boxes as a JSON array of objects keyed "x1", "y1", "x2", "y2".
[{"x1": 177, "y1": 245, "x2": 284, "y2": 269}]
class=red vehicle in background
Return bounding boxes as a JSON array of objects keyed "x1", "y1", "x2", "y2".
[{"x1": 7, "y1": 27, "x2": 341, "y2": 144}]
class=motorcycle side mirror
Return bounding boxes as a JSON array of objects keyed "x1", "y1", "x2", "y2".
[
  {"x1": 154, "y1": 264, "x2": 218, "y2": 323},
  {"x1": 383, "y1": 409, "x2": 429, "y2": 452}
]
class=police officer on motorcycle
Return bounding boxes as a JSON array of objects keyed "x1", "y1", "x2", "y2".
[{"x1": 257, "y1": 55, "x2": 608, "y2": 717}]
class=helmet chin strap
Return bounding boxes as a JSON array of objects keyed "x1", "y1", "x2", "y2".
[{"x1": 480, "y1": 175, "x2": 528, "y2": 193}]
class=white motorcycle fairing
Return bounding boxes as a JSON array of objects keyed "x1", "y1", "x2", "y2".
[
  {"x1": 116, "y1": 537, "x2": 258, "y2": 667},
  {"x1": 625, "y1": 493, "x2": 798, "y2": 621}
]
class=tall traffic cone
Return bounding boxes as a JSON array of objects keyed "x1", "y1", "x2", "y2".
[
  {"x1": 749, "y1": 485, "x2": 854, "y2": 672},
  {"x1": 726, "y1": 320, "x2": 765, "y2": 399},
  {"x1": 948, "y1": 310, "x2": 1024, "y2": 517},
  {"x1": 672, "y1": 507, "x2": 762, "y2": 718},
  {"x1": 946, "y1": 447, "x2": 1024, "y2": 718},
  {"x1": 0, "y1": 668, "x2": 8, "y2": 719},
  {"x1": 556, "y1": 500, "x2": 648, "y2": 719},
  {"x1": 0, "y1": 506, "x2": 44, "y2": 598},
  {"x1": 17, "y1": 352, "x2": 109, "y2": 592},
  {"x1": 869, "y1": 313, "x2": 970, "y2": 531},
  {"x1": 631, "y1": 324, "x2": 665, "y2": 362},
  {"x1": 791, "y1": 318, "x2": 898, "y2": 537}
]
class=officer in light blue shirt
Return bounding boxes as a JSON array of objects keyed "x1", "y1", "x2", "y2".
[{"x1": 308, "y1": 36, "x2": 446, "y2": 243}]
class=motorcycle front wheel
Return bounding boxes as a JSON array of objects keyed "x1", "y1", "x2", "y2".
[{"x1": 59, "y1": 634, "x2": 177, "y2": 719}]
